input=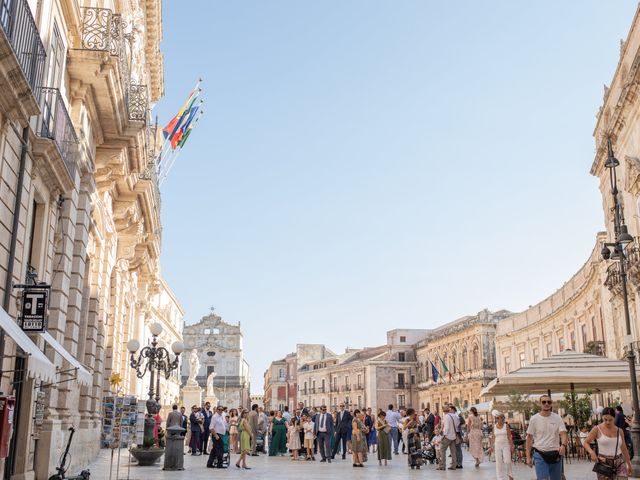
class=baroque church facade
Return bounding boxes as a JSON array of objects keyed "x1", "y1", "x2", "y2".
[{"x1": 181, "y1": 312, "x2": 251, "y2": 408}]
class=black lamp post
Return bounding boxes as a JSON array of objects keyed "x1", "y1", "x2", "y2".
[
  {"x1": 600, "y1": 137, "x2": 640, "y2": 475},
  {"x1": 127, "y1": 322, "x2": 184, "y2": 448}
]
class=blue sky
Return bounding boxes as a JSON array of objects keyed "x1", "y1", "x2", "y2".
[{"x1": 156, "y1": 1, "x2": 637, "y2": 391}]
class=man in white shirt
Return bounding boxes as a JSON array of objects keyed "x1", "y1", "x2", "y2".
[
  {"x1": 526, "y1": 395, "x2": 568, "y2": 480},
  {"x1": 206, "y1": 406, "x2": 229, "y2": 469},
  {"x1": 385, "y1": 404, "x2": 403, "y2": 455},
  {"x1": 436, "y1": 405, "x2": 459, "y2": 470}
]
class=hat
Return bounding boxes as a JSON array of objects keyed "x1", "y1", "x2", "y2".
[{"x1": 491, "y1": 409, "x2": 504, "y2": 418}]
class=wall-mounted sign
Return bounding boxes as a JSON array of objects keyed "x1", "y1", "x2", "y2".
[{"x1": 20, "y1": 289, "x2": 48, "y2": 332}]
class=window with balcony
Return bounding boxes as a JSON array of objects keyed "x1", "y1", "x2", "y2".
[
  {"x1": 46, "y1": 24, "x2": 64, "y2": 89},
  {"x1": 398, "y1": 352, "x2": 406, "y2": 362},
  {"x1": 396, "y1": 373, "x2": 405, "y2": 389}
]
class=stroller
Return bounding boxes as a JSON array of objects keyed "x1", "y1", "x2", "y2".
[
  {"x1": 221, "y1": 431, "x2": 230, "y2": 467},
  {"x1": 421, "y1": 439, "x2": 437, "y2": 465},
  {"x1": 255, "y1": 432, "x2": 265, "y2": 453}
]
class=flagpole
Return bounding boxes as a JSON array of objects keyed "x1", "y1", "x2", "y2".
[{"x1": 159, "y1": 112, "x2": 204, "y2": 186}]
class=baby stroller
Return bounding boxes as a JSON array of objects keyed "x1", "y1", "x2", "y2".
[
  {"x1": 255, "y1": 432, "x2": 265, "y2": 453},
  {"x1": 408, "y1": 430, "x2": 424, "y2": 469},
  {"x1": 421, "y1": 440, "x2": 437, "y2": 465},
  {"x1": 222, "y1": 431, "x2": 230, "y2": 467}
]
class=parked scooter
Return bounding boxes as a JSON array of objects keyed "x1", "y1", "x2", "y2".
[{"x1": 48, "y1": 427, "x2": 91, "y2": 480}]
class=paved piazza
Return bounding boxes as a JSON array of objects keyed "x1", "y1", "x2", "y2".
[{"x1": 88, "y1": 448, "x2": 595, "y2": 480}]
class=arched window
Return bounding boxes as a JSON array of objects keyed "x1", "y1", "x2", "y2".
[
  {"x1": 451, "y1": 350, "x2": 457, "y2": 373},
  {"x1": 472, "y1": 344, "x2": 480, "y2": 370},
  {"x1": 462, "y1": 347, "x2": 468, "y2": 371}
]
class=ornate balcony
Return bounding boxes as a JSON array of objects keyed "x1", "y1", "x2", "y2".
[
  {"x1": 0, "y1": 0, "x2": 46, "y2": 119},
  {"x1": 394, "y1": 382, "x2": 407, "y2": 389},
  {"x1": 341, "y1": 385, "x2": 351, "y2": 392},
  {"x1": 69, "y1": 7, "x2": 148, "y2": 141},
  {"x1": 32, "y1": 88, "x2": 78, "y2": 191}
]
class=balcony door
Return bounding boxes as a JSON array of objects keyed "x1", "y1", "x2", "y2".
[{"x1": 41, "y1": 23, "x2": 64, "y2": 137}]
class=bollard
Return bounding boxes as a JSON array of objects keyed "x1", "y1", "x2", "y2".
[{"x1": 163, "y1": 425, "x2": 186, "y2": 470}]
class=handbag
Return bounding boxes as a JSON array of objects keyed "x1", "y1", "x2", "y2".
[{"x1": 592, "y1": 427, "x2": 620, "y2": 479}]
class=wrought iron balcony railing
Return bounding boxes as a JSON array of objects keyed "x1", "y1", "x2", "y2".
[
  {"x1": 341, "y1": 385, "x2": 351, "y2": 392},
  {"x1": 79, "y1": 7, "x2": 148, "y2": 123},
  {"x1": 394, "y1": 382, "x2": 406, "y2": 389},
  {"x1": 0, "y1": 0, "x2": 46, "y2": 99},
  {"x1": 37, "y1": 88, "x2": 78, "y2": 179},
  {"x1": 329, "y1": 386, "x2": 339, "y2": 393}
]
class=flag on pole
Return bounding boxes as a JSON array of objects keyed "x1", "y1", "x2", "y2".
[
  {"x1": 439, "y1": 356, "x2": 451, "y2": 382},
  {"x1": 171, "y1": 103, "x2": 201, "y2": 149},
  {"x1": 430, "y1": 361, "x2": 439, "y2": 383},
  {"x1": 177, "y1": 110, "x2": 203, "y2": 149},
  {"x1": 162, "y1": 80, "x2": 201, "y2": 146}
]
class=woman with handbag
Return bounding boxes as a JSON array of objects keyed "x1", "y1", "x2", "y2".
[
  {"x1": 583, "y1": 407, "x2": 632, "y2": 479},
  {"x1": 376, "y1": 410, "x2": 392, "y2": 465}
]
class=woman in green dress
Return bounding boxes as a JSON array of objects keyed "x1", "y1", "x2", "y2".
[
  {"x1": 376, "y1": 410, "x2": 392, "y2": 465},
  {"x1": 235, "y1": 411, "x2": 252, "y2": 469},
  {"x1": 268, "y1": 410, "x2": 288, "y2": 456}
]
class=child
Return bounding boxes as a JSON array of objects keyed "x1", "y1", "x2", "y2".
[
  {"x1": 288, "y1": 418, "x2": 301, "y2": 460},
  {"x1": 432, "y1": 425, "x2": 443, "y2": 466},
  {"x1": 303, "y1": 415, "x2": 316, "y2": 461}
]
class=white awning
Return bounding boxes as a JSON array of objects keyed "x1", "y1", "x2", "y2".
[
  {"x1": 0, "y1": 306, "x2": 56, "y2": 382},
  {"x1": 40, "y1": 332, "x2": 92, "y2": 386}
]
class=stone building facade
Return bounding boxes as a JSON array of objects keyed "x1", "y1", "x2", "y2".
[
  {"x1": 416, "y1": 310, "x2": 511, "y2": 414},
  {"x1": 181, "y1": 312, "x2": 250, "y2": 409},
  {"x1": 297, "y1": 330, "x2": 428, "y2": 412},
  {"x1": 263, "y1": 344, "x2": 333, "y2": 412},
  {"x1": 0, "y1": 0, "x2": 174, "y2": 478},
  {"x1": 491, "y1": 5, "x2": 640, "y2": 410},
  {"x1": 495, "y1": 238, "x2": 607, "y2": 377}
]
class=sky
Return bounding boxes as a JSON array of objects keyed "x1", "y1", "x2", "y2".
[{"x1": 155, "y1": 1, "x2": 638, "y2": 391}]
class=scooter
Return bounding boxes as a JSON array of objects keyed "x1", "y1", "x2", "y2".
[{"x1": 48, "y1": 427, "x2": 91, "y2": 480}]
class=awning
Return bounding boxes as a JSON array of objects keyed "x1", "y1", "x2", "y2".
[
  {"x1": 481, "y1": 350, "x2": 636, "y2": 396},
  {"x1": 470, "y1": 401, "x2": 493, "y2": 414},
  {"x1": 0, "y1": 306, "x2": 56, "y2": 382},
  {"x1": 40, "y1": 332, "x2": 92, "y2": 386}
]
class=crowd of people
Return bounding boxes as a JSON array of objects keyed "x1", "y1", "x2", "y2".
[{"x1": 158, "y1": 396, "x2": 635, "y2": 479}]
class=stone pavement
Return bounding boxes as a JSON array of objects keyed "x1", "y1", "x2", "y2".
[{"x1": 87, "y1": 448, "x2": 596, "y2": 480}]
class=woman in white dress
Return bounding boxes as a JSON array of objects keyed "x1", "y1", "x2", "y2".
[{"x1": 488, "y1": 412, "x2": 513, "y2": 480}]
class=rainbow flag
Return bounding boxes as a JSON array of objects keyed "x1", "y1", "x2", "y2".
[{"x1": 162, "y1": 81, "x2": 201, "y2": 148}]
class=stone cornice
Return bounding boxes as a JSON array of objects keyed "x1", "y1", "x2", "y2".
[{"x1": 591, "y1": 5, "x2": 640, "y2": 176}]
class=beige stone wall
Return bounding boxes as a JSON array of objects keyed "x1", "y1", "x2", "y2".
[
  {"x1": 495, "y1": 237, "x2": 606, "y2": 379},
  {"x1": 416, "y1": 310, "x2": 505, "y2": 413},
  {"x1": 0, "y1": 0, "x2": 170, "y2": 477}
]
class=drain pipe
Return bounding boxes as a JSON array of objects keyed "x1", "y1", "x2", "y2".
[{"x1": 1, "y1": 125, "x2": 30, "y2": 480}]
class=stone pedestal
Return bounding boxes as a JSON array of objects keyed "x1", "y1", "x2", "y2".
[
  {"x1": 204, "y1": 394, "x2": 219, "y2": 407},
  {"x1": 182, "y1": 384, "x2": 203, "y2": 408}
]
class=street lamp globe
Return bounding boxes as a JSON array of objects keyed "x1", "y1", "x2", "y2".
[
  {"x1": 127, "y1": 339, "x2": 140, "y2": 353},
  {"x1": 171, "y1": 341, "x2": 185, "y2": 354},
  {"x1": 149, "y1": 322, "x2": 163, "y2": 336}
]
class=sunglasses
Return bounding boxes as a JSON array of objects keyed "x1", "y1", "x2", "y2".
[{"x1": 541, "y1": 400, "x2": 552, "y2": 405}]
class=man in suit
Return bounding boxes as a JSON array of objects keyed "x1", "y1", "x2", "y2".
[
  {"x1": 200, "y1": 402, "x2": 213, "y2": 454},
  {"x1": 188, "y1": 405, "x2": 202, "y2": 455},
  {"x1": 248, "y1": 404, "x2": 260, "y2": 455},
  {"x1": 167, "y1": 404, "x2": 183, "y2": 429},
  {"x1": 331, "y1": 403, "x2": 352, "y2": 460},
  {"x1": 314, "y1": 405, "x2": 334, "y2": 463}
]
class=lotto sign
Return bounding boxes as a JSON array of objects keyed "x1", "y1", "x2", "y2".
[{"x1": 20, "y1": 289, "x2": 48, "y2": 332}]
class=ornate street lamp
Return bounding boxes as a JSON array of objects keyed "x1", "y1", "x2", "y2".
[
  {"x1": 600, "y1": 137, "x2": 640, "y2": 475},
  {"x1": 127, "y1": 322, "x2": 184, "y2": 448}
]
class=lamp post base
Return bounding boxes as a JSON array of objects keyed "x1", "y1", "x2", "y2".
[{"x1": 629, "y1": 423, "x2": 640, "y2": 477}]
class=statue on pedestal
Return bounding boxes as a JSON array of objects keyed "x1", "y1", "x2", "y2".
[
  {"x1": 205, "y1": 371, "x2": 219, "y2": 406},
  {"x1": 187, "y1": 349, "x2": 200, "y2": 386}
]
